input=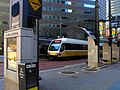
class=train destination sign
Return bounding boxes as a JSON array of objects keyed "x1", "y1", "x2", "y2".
[{"x1": 29, "y1": 0, "x2": 41, "y2": 11}]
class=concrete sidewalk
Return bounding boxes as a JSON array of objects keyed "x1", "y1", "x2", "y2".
[
  {"x1": 1, "y1": 62, "x2": 120, "y2": 90},
  {"x1": 40, "y1": 62, "x2": 120, "y2": 90}
]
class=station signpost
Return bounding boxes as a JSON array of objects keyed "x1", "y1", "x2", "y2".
[{"x1": 4, "y1": 0, "x2": 42, "y2": 90}]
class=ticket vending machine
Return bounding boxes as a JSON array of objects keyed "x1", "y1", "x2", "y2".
[{"x1": 18, "y1": 62, "x2": 38, "y2": 90}]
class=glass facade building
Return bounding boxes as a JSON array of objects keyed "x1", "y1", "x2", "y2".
[
  {"x1": 111, "y1": 0, "x2": 120, "y2": 16},
  {"x1": 110, "y1": 0, "x2": 120, "y2": 26},
  {"x1": 99, "y1": 0, "x2": 106, "y2": 20}
]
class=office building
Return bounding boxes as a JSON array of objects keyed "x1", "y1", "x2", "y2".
[
  {"x1": 99, "y1": 0, "x2": 106, "y2": 20},
  {"x1": 40, "y1": 0, "x2": 106, "y2": 38},
  {"x1": 111, "y1": 0, "x2": 120, "y2": 16},
  {"x1": 111, "y1": 0, "x2": 120, "y2": 26}
]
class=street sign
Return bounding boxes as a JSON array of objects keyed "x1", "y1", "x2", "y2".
[
  {"x1": 99, "y1": 21, "x2": 104, "y2": 38},
  {"x1": 29, "y1": 0, "x2": 41, "y2": 11}
]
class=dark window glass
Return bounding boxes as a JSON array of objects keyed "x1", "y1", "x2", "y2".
[
  {"x1": 62, "y1": 1, "x2": 65, "y2": 4},
  {"x1": 12, "y1": 2, "x2": 19, "y2": 17},
  {"x1": 63, "y1": 43, "x2": 87, "y2": 50}
]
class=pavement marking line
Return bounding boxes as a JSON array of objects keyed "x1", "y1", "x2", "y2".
[{"x1": 40, "y1": 63, "x2": 86, "y2": 73}]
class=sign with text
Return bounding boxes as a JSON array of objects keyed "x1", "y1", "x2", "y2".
[
  {"x1": 27, "y1": 0, "x2": 42, "y2": 19},
  {"x1": 99, "y1": 21, "x2": 105, "y2": 38},
  {"x1": 112, "y1": 28, "x2": 117, "y2": 40},
  {"x1": 7, "y1": 37, "x2": 17, "y2": 71},
  {"x1": 105, "y1": 21, "x2": 110, "y2": 38}
]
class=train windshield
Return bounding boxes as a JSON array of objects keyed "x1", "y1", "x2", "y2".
[{"x1": 49, "y1": 40, "x2": 61, "y2": 51}]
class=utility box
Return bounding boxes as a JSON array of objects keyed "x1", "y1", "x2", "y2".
[{"x1": 18, "y1": 62, "x2": 38, "y2": 90}]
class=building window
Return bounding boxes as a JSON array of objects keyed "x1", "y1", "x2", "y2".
[
  {"x1": 84, "y1": 11, "x2": 92, "y2": 14},
  {"x1": 61, "y1": 0, "x2": 72, "y2": 5},
  {"x1": 89, "y1": 0, "x2": 95, "y2": 1},
  {"x1": 61, "y1": 9, "x2": 72, "y2": 13},
  {"x1": 65, "y1": 9, "x2": 72, "y2": 13},
  {"x1": 84, "y1": 4, "x2": 95, "y2": 8},
  {"x1": 49, "y1": 24, "x2": 58, "y2": 27},
  {"x1": 65, "y1": 1, "x2": 72, "y2": 5}
]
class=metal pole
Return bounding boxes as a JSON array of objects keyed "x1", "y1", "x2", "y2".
[
  {"x1": 36, "y1": 19, "x2": 40, "y2": 90},
  {"x1": 1, "y1": 30, "x2": 4, "y2": 55},
  {"x1": 95, "y1": 0, "x2": 100, "y2": 63},
  {"x1": 119, "y1": 44, "x2": 120, "y2": 61},
  {"x1": 108, "y1": 0, "x2": 112, "y2": 64},
  {"x1": 60, "y1": 18, "x2": 62, "y2": 36}
]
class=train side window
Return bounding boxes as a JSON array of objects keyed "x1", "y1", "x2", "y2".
[{"x1": 82, "y1": 45, "x2": 88, "y2": 50}]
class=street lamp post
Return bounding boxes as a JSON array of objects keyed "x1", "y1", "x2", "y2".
[
  {"x1": 36, "y1": 19, "x2": 42, "y2": 83},
  {"x1": 59, "y1": 18, "x2": 62, "y2": 36},
  {"x1": 108, "y1": 0, "x2": 112, "y2": 63},
  {"x1": 95, "y1": 0, "x2": 100, "y2": 63}
]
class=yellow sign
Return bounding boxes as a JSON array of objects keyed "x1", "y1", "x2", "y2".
[
  {"x1": 99, "y1": 22, "x2": 104, "y2": 30},
  {"x1": 29, "y1": 0, "x2": 41, "y2": 11},
  {"x1": 112, "y1": 28, "x2": 116, "y2": 35},
  {"x1": 28, "y1": 87, "x2": 38, "y2": 90}
]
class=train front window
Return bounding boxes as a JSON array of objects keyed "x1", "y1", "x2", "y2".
[{"x1": 49, "y1": 40, "x2": 61, "y2": 51}]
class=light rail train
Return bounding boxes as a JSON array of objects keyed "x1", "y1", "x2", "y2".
[{"x1": 47, "y1": 38, "x2": 88, "y2": 60}]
